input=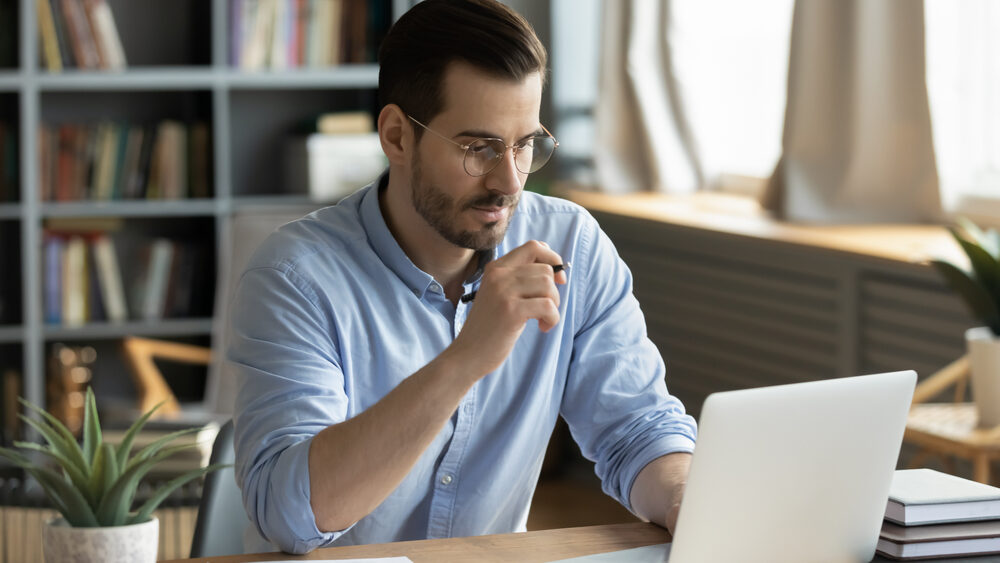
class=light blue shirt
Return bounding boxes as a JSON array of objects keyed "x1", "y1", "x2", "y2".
[{"x1": 228, "y1": 173, "x2": 697, "y2": 554}]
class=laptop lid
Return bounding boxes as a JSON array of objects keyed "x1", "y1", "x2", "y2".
[{"x1": 668, "y1": 371, "x2": 916, "y2": 563}]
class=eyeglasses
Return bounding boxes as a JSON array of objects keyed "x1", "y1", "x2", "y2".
[{"x1": 407, "y1": 115, "x2": 559, "y2": 177}]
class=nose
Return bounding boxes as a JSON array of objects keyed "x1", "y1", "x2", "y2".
[{"x1": 484, "y1": 148, "x2": 523, "y2": 196}]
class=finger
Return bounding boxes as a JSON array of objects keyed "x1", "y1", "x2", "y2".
[
  {"x1": 520, "y1": 297, "x2": 561, "y2": 332},
  {"x1": 512, "y1": 266, "x2": 561, "y2": 308},
  {"x1": 499, "y1": 240, "x2": 564, "y2": 268}
]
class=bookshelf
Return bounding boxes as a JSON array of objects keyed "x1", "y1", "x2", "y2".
[{"x1": 1, "y1": 0, "x2": 414, "y2": 430}]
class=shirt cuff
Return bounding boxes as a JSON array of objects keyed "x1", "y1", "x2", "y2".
[
  {"x1": 264, "y1": 437, "x2": 354, "y2": 553},
  {"x1": 621, "y1": 435, "x2": 696, "y2": 514}
]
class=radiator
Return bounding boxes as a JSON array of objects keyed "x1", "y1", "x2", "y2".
[{"x1": 592, "y1": 211, "x2": 976, "y2": 418}]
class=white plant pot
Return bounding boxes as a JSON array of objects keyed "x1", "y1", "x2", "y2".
[
  {"x1": 42, "y1": 516, "x2": 158, "y2": 563},
  {"x1": 965, "y1": 327, "x2": 1000, "y2": 428}
]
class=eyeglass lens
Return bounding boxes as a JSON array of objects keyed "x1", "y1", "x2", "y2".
[{"x1": 464, "y1": 136, "x2": 557, "y2": 176}]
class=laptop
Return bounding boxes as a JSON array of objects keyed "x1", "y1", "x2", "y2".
[{"x1": 553, "y1": 370, "x2": 917, "y2": 563}]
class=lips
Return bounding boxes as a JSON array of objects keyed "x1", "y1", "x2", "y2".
[{"x1": 470, "y1": 206, "x2": 508, "y2": 223}]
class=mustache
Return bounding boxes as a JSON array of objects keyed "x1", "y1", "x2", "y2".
[{"x1": 464, "y1": 192, "x2": 519, "y2": 210}]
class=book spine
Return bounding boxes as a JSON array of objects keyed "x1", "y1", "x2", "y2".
[
  {"x1": 36, "y1": 0, "x2": 64, "y2": 72},
  {"x1": 142, "y1": 238, "x2": 174, "y2": 320},
  {"x1": 83, "y1": 0, "x2": 127, "y2": 70},
  {"x1": 62, "y1": 235, "x2": 87, "y2": 326},
  {"x1": 43, "y1": 234, "x2": 63, "y2": 324},
  {"x1": 60, "y1": 0, "x2": 101, "y2": 69},
  {"x1": 93, "y1": 234, "x2": 128, "y2": 322}
]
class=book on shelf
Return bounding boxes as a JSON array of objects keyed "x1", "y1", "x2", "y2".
[
  {"x1": 61, "y1": 235, "x2": 88, "y2": 327},
  {"x1": 60, "y1": 0, "x2": 102, "y2": 70},
  {"x1": 39, "y1": 121, "x2": 211, "y2": 202},
  {"x1": 83, "y1": 0, "x2": 127, "y2": 70},
  {"x1": 44, "y1": 224, "x2": 206, "y2": 326},
  {"x1": 92, "y1": 234, "x2": 128, "y2": 322},
  {"x1": 885, "y1": 469, "x2": 1000, "y2": 526},
  {"x1": 36, "y1": 0, "x2": 66, "y2": 72},
  {"x1": 38, "y1": 0, "x2": 126, "y2": 71},
  {"x1": 232, "y1": 0, "x2": 383, "y2": 69},
  {"x1": 877, "y1": 519, "x2": 1000, "y2": 561}
]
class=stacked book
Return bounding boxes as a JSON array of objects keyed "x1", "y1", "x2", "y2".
[{"x1": 879, "y1": 469, "x2": 1000, "y2": 560}]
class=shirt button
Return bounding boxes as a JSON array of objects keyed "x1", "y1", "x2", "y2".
[
  {"x1": 430, "y1": 283, "x2": 443, "y2": 294},
  {"x1": 440, "y1": 474, "x2": 453, "y2": 485}
]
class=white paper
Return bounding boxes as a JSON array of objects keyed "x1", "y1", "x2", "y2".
[
  {"x1": 547, "y1": 543, "x2": 671, "y2": 562},
  {"x1": 268, "y1": 558, "x2": 413, "y2": 563}
]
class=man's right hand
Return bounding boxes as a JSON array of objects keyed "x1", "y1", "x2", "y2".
[{"x1": 448, "y1": 240, "x2": 568, "y2": 378}]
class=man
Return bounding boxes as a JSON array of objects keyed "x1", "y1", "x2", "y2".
[{"x1": 229, "y1": 0, "x2": 696, "y2": 555}]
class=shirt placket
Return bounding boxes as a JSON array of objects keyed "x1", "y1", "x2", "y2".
[{"x1": 425, "y1": 290, "x2": 478, "y2": 538}]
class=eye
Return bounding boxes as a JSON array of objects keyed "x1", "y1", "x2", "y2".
[
  {"x1": 516, "y1": 138, "x2": 536, "y2": 151},
  {"x1": 467, "y1": 139, "x2": 494, "y2": 154}
]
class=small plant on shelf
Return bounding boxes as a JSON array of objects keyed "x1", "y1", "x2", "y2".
[{"x1": 0, "y1": 387, "x2": 225, "y2": 527}]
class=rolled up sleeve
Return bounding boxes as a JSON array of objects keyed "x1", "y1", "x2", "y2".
[
  {"x1": 228, "y1": 264, "x2": 354, "y2": 553},
  {"x1": 560, "y1": 222, "x2": 697, "y2": 513}
]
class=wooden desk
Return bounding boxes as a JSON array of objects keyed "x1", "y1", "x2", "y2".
[{"x1": 162, "y1": 522, "x2": 670, "y2": 562}]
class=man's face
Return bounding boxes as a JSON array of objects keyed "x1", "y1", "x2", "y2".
[{"x1": 409, "y1": 62, "x2": 544, "y2": 251}]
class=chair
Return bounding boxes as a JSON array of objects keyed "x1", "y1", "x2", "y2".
[
  {"x1": 121, "y1": 336, "x2": 212, "y2": 417},
  {"x1": 904, "y1": 355, "x2": 1000, "y2": 484},
  {"x1": 189, "y1": 419, "x2": 251, "y2": 557}
]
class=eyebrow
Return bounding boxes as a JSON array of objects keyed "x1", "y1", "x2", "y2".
[{"x1": 454, "y1": 127, "x2": 546, "y2": 143}]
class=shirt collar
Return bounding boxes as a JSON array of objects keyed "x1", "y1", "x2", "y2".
[{"x1": 360, "y1": 171, "x2": 501, "y2": 299}]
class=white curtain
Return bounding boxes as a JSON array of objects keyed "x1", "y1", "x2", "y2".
[
  {"x1": 594, "y1": 0, "x2": 702, "y2": 194},
  {"x1": 763, "y1": 0, "x2": 942, "y2": 223}
]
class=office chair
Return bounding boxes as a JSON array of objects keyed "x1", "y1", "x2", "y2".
[{"x1": 189, "y1": 419, "x2": 251, "y2": 557}]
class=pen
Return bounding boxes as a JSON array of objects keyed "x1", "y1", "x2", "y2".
[{"x1": 460, "y1": 262, "x2": 569, "y2": 303}]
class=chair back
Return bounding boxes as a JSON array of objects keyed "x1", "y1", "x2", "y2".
[{"x1": 190, "y1": 419, "x2": 249, "y2": 557}]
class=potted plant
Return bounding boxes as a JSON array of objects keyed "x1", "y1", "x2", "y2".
[
  {"x1": 0, "y1": 388, "x2": 226, "y2": 562},
  {"x1": 930, "y1": 217, "x2": 1000, "y2": 428}
]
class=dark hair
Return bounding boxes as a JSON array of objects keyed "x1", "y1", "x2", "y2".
[{"x1": 378, "y1": 0, "x2": 547, "y2": 131}]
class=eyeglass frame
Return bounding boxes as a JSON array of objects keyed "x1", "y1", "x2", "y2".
[{"x1": 406, "y1": 115, "x2": 559, "y2": 177}]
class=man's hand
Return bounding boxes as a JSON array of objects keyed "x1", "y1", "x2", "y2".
[{"x1": 449, "y1": 240, "x2": 567, "y2": 377}]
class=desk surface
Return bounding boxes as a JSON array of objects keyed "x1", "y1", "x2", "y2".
[
  {"x1": 163, "y1": 522, "x2": 670, "y2": 562},
  {"x1": 163, "y1": 521, "x2": 1000, "y2": 562}
]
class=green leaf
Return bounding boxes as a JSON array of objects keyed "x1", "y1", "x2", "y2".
[
  {"x1": 17, "y1": 399, "x2": 89, "y2": 473},
  {"x1": 930, "y1": 259, "x2": 1000, "y2": 334},
  {"x1": 124, "y1": 427, "x2": 204, "y2": 473},
  {"x1": 87, "y1": 441, "x2": 110, "y2": 508},
  {"x1": 96, "y1": 443, "x2": 198, "y2": 526},
  {"x1": 0, "y1": 447, "x2": 100, "y2": 527},
  {"x1": 81, "y1": 387, "x2": 102, "y2": 467},
  {"x1": 954, "y1": 233, "x2": 1000, "y2": 295},
  {"x1": 114, "y1": 400, "x2": 165, "y2": 469},
  {"x1": 128, "y1": 463, "x2": 230, "y2": 525},
  {"x1": 99, "y1": 442, "x2": 120, "y2": 500},
  {"x1": 957, "y1": 217, "x2": 1000, "y2": 259},
  {"x1": 12, "y1": 440, "x2": 92, "y2": 506}
]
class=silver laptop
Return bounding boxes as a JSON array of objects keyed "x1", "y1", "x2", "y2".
[
  {"x1": 669, "y1": 370, "x2": 916, "y2": 563},
  {"x1": 552, "y1": 371, "x2": 917, "y2": 563}
]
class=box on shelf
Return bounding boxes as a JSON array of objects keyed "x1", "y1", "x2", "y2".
[{"x1": 284, "y1": 133, "x2": 386, "y2": 203}]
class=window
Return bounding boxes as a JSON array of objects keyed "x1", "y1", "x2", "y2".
[{"x1": 925, "y1": 0, "x2": 1000, "y2": 215}]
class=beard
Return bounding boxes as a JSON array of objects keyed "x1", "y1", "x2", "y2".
[{"x1": 410, "y1": 156, "x2": 520, "y2": 251}]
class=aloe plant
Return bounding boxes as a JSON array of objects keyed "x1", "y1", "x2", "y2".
[
  {"x1": 930, "y1": 217, "x2": 1000, "y2": 337},
  {"x1": 0, "y1": 388, "x2": 226, "y2": 527}
]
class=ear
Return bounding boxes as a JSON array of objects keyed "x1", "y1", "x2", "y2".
[{"x1": 378, "y1": 104, "x2": 412, "y2": 166}]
